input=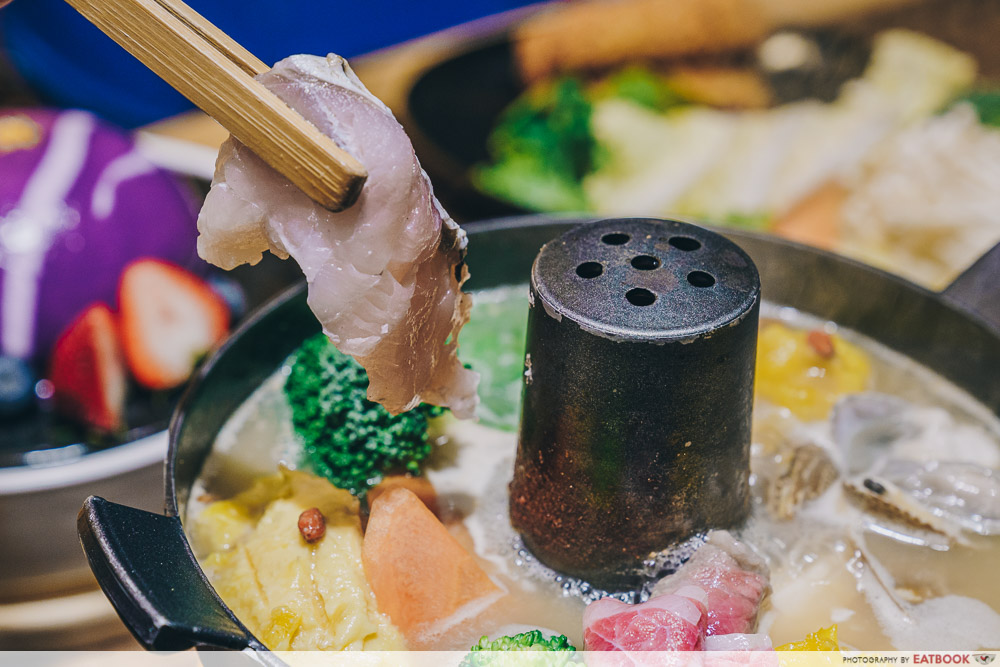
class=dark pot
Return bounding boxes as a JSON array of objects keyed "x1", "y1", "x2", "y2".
[{"x1": 76, "y1": 215, "x2": 1000, "y2": 652}]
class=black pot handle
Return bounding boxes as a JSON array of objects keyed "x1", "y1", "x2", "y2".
[
  {"x1": 78, "y1": 496, "x2": 263, "y2": 652},
  {"x1": 943, "y1": 242, "x2": 1000, "y2": 331}
]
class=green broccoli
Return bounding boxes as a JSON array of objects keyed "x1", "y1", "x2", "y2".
[
  {"x1": 950, "y1": 89, "x2": 1000, "y2": 127},
  {"x1": 474, "y1": 77, "x2": 597, "y2": 212},
  {"x1": 720, "y1": 210, "x2": 772, "y2": 231},
  {"x1": 283, "y1": 332, "x2": 443, "y2": 496},
  {"x1": 460, "y1": 631, "x2": 577, "y2": 667},
  {"x1": 590, "y1": 66, "x2": 684, "y2": 112}
]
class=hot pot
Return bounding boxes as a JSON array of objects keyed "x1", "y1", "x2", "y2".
[{"x1": 77, "y1": 215, "x2": 1000, "y2": 651}]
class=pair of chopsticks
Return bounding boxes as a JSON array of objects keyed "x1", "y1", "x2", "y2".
[{"x1": 64, "y1": 0, "x2": 367, "y2": 211}]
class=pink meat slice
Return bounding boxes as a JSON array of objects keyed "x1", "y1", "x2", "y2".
[
  {"x1": 196, "y1": 54, "x2": 478, "y2": 417},
  {"x1": 651, "y1": 531, "x2": 770, "y2": 636},
  {"x1": 583, "y1": 586, "x2": 708, "y2": 651}
]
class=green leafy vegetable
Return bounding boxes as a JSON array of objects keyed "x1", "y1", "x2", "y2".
[
  {"x1": 460, "y1": 630, "x2": 577, "y2": 667},
  {"x1": 591, "y1": 66, "x2": 683, "y2": 112},
  {"x1": 720, "y1": 211, "x2": 772, "y2": 231},
  {"x1": 475, "y1": 77, "x2": 597, "y2": 212},
  {"x1": 284, "y1": 333, "x2": 443, "y2": 496},
  {"x1": 951, "y1": 89, "x2": 1000, "y2": 127},
  {"x1": 458, "y1": 285, "x2": 529, "y2": 432}
]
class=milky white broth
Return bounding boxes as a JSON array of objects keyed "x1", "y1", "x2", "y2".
[{"x1": 187, "y1": 288, "x2": 1000, "y2": 650}]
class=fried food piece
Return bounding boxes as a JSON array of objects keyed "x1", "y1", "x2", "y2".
[
  {"x1": 665, "y1": 66, "x2": 772, "y2": 109},
  {"x1": 514, "y1": 0, "x2": 768, "y2": 82}
]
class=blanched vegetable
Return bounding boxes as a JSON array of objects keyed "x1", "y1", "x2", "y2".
[
  {"x1": 461, "y1": 630, "x2": 576, "y2": 666},
  {"x1": 589, "y1": 66, "x2": 682, "y2": 112},
  {"x1": 475, "y1": 78, "x2": 597, "y2": 212},
  {"x1": 953, "y1": 89, "x2": 1000, "y2": 127},
  {"x1": 284, "y1": 332, "x2": 443, "y2": 496},
  {"x1": 585, "y1": 101, "x2": 735, "y2": 215},
  {"x1": 475, "y1": 29, "x2": 997, "y2": 289},
  {"x1": 457, "y1": 285, "x2": 530, "y2": 431},
  {"x1": 839, "y1": 105, "x2": 1000, "y2": 289}
]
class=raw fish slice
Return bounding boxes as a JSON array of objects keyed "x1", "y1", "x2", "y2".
[
  {"x1": 583, "y1": 587, "x2": 708, "y2": 652},
  {"x1": 197, "y1": 55, "x2": 478, "y2": 417},
  {"x1": 651, "y1": 532, "x2": 769, "y2": 636}
]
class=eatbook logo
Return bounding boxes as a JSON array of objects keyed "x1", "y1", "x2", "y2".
[{"x1": 974, "y1": 655, "x2": 996, "y2": 665}]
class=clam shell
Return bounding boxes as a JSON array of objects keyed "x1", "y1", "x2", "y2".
[
  {"x1": 880, "y1": 460, "x2": 1000, "y2": 536},
  {"x1": 843, "y1": 476, "x2": 966, "y2": 544},
  {"x1": 767, "y1": 444, "x2": 839, "y2": 520}
]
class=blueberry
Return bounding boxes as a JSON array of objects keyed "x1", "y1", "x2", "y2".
[
  {"x1": 0, "y1": 356, "x2": 35, "y2": 417},
  {"x1": 207, "y1": 274, "x2": 248, "y2": 320}
]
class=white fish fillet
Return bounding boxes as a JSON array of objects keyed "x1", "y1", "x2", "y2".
[{"x1": 197, "y1": 54, "x2": 479, "y2": 418}]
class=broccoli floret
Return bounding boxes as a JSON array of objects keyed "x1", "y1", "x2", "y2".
[
  {"x1": 950, "y1": 89, "x2": 1000, "y2": 127},
  {"x1": 590, "y1": 66, "x2": 684, "y2": 112},
  {"x1": 460, "y1": 631, "x2": 577, "y2": 667},
  {"x1": 283, "y1": 332, "x2": 443, "y2": 495},
  {"x1": 474, "y1": 77, "x2": 597, "y2": 212}
]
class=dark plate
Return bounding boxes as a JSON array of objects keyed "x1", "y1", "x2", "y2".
[
  {"x1": 405, "y1": 0, "x2": 1000, "y2": 222},
  {"x1": 407, "y1": 36, "x2": 525, "y2": 222}
]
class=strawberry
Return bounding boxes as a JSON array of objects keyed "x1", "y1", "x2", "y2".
[
  {"x1": 118, "y1": 259, "x2": 230, "y2": 390},
  {"x1": 50, "y1": 303, "x2": 127, "y2": 433}
]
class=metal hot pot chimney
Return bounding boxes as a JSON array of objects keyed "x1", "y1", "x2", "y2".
[{"x1": 509, "y1": 218, "x2": 761, "y2": 587}]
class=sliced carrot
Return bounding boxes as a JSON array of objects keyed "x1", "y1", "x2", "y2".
[
  {"x1": 362, "y1": 487, "x2": 502, "y2": 639},
  {"x1": 368, "y1": 475, "x2": 439, "y2": 517},
  {"x1": 773, "y1": 181, "x2": 847, "y2": 250}
]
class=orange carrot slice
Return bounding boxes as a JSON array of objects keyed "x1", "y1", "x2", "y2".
[
  {"x1": 362, "y1": 487, "x2": 502, "y2": 639},
  {"x1": 368, "y1": 475, "x2": 439, "y2": 517},
  {"x1": 773, "y1": 181, "x2": 847, "y2": 250}
]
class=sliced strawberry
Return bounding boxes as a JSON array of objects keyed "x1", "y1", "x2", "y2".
[
  {"x1": 118, "y1": 259, "x2": 230, "y2": 390},
  {"x1": 50, "y1": 303, "x2": 126, "y2": 433}
]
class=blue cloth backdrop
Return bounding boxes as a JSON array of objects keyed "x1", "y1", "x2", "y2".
[{"x1": 0, "y1": 0, "x2": 528, "y2": 127}]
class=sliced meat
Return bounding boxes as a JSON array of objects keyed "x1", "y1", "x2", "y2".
[
  {"x1": 583, "y1": 586, "x2": 708, "y2": 651},
  {"x1": 651, "y1": 531, "x2": 770, "y2": 636},
  {"x1": 197, "y1": 54, "x2": 478, "y2": 417}
]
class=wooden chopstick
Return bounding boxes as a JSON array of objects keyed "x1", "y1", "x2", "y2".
[
  {"x1": 150, "y1": 0, "x2": 268, "y2": 77},
  {"x1": 64, "y1": 0, "x2": 367, "y2": 212}
]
